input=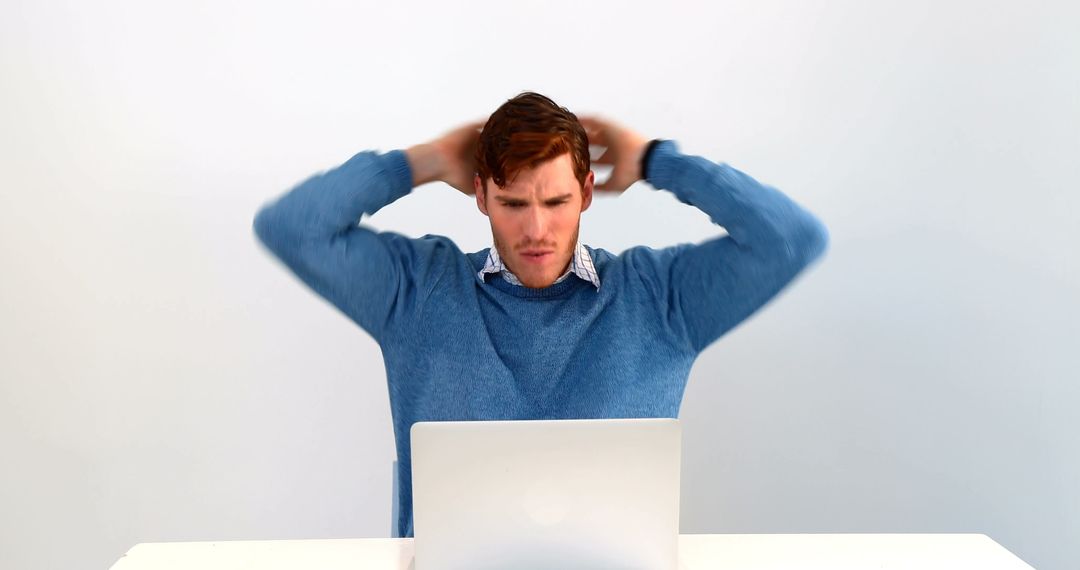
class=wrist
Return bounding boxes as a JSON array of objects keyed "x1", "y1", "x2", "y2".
[
  {"x1": 639, "y1": 139, "x2": 664, "y2": 183},
  {"x1": 404, "y1": 142, "x2": 446, "y2": 187}
]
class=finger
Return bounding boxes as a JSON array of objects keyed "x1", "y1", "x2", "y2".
[
  {"x1": 578, "y1": 115, "x2": 606, "y2": 128},
  {"x1": 593, "y1": 148, "x2": 616, "y2": 165},
  {"x1": 584, "y1": 129, "x2": 607, "y2": 145},
  {"x1": 593, "y1": 173, "x2": 620, "y2": 193},
  {"x1": 578, "y1": 117, "x2": 609, "y2": 144}
]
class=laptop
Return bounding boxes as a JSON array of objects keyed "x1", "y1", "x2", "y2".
[{"x1": 410, "y1": 418, "x2": 681, "y2": 570}]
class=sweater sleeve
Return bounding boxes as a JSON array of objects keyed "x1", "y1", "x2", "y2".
[
  {"x1": 252, "y1": 149, "x2": 422, "y2": 343},
  {"x1": 641, "y1": 140, "x2": 829, "y2": 353}
]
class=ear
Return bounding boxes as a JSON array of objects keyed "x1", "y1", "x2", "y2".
[
  {"x1": 474, "y1": 174, "x2": 489, "y2": 216},
  {"x1": 580, "y1": 170, "x2": 595, "y2": 213}
]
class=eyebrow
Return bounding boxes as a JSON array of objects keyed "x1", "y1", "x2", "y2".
[{"x1": 494, "y1": 194, "x2": 573, "y2": 204}]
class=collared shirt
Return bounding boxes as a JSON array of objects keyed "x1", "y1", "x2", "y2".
[{"x1": 477, "y1": 242, "x2": 601, "y2": 289}]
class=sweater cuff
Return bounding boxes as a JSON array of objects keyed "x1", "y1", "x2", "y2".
[
  {"x1": 378, "y1": 149, "x2": 416, "y2": 204},
  {"x1": 643, "y1": 139, "x2": 682, "y2": 189}
]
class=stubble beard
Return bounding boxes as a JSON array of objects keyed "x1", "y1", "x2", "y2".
[{"x1": 493, "y1": 223, "x2": 580, "y2": 289}]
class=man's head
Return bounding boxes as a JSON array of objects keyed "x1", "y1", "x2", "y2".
[{"x1": 473, "y1": 92, "x2": 594, "y2": 289}]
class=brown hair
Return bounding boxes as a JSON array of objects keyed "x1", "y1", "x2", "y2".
[{"x1": 475, "y1": 91, "x2": 590, "y2": 194}]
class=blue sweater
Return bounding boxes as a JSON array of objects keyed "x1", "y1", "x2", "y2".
[{"x1": 253, "y1": 140, "x2": 828, "y2": 538}]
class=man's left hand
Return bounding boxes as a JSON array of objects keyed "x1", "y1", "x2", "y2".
[{"x1": 578, "y1": 115, "x2": 650, "y2": 194}]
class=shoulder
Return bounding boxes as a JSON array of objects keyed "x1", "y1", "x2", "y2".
[
  {"x1": 374, "y1": 232, "x2": 474, "y2": 280},
  {"x1": 588, "y1": 243, "x2": 694, "y2": 274},
  {"x1": 465, "y1": 247, "x2": 492, "y2": 275},
  {"x1": 588, "y1": 243, "x2": 696, "y2": 297},
  {"x1": 378, "y1": 232, "x2": 459, "y2": 255}
]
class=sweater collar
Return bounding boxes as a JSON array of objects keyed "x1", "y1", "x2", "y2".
[{"x1": 477, "y1": 242, "x2": 601, "y2": 289}]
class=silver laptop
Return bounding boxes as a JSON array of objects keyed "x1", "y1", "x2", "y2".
[{"x1": 410, "y1": 418, "x2": 681, "y2": 570}]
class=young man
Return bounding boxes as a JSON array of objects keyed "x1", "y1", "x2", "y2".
[{"x1": 253, "y1": 92, "x2": 828, "y2": 538}]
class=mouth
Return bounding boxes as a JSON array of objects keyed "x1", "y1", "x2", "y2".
[{"x1": 519, "y1": 250, "x2": 554, "y2": 264}]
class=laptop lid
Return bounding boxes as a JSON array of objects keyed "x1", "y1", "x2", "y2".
[{"x1": 411, "y1": 418, "x2": 681, "y2": 570}]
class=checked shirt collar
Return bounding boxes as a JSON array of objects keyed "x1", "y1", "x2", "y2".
[{"x1": 477, "y1": 242, "x2": 600, "y2": 289}]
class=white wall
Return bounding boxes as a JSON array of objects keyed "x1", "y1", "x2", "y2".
[{"x1": 1, "y1": 1, "x2": 1076, "y2": 568}]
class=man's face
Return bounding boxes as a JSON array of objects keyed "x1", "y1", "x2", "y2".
[{"x1": 474, "y1": 152, "x2": 594, "y2": 289}]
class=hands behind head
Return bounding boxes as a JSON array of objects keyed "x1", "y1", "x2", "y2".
[
  {"x1": 428, "y1": 120, "x2": 485, "y2": 196},
  {"x1": 425, "y1": 114, "x2": 649, "y2": 197},
  {"x1": 577, "y1": 115, "x2": 650, "y2": 195}
]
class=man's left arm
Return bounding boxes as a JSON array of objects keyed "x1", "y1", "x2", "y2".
[
  {"x1": 581, "y1": 115, "x2": 828, "y2": 352},
  {"x1": 640, "y1": 139, "x2": 830, "y2": 352}
]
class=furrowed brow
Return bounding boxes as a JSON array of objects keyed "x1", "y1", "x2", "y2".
[{"x1": 545, "y1": 194, "x2": 573, "y2": 203}]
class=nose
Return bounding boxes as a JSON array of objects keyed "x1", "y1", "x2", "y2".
[{"x1": 522, "y1": 206, "x2": 548, "y2": 242}]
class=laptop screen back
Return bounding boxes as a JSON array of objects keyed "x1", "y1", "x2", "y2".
[{"x1": 411, "y1": 418, "x2": 681, "y2": 570}]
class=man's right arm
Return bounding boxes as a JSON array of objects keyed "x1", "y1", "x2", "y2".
[
  {"x1": 252, "y1": 148, "x2": 418, "y2": 342},
  {"x1": 253, "y1": 122, "x2": 482, "y2": 342}
]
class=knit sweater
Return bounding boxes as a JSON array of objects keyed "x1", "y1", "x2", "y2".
[{"x1": 252, "y1": 139, "x2": 829, "y2": 538}]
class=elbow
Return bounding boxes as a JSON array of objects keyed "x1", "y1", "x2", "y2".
[
  {"x1": 253, "y1": 204, "x2": 274, "y2": 247},
  {"x1": 253, "y1": 202, "x2": 289, "y2": 253},
  {"x1": 778, "y1": 208, "x2": 829, "y2": 271},
  {"x1": 800, "y1": 211, "x2": 830, "y2": 265}
]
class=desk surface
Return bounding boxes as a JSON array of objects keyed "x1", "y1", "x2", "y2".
[{"x1": 109, "y1": 533, "x2": 1033, "y2": 569}]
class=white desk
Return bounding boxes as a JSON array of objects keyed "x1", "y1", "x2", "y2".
[{"x1": 110, "y1": 534, "x2": 1034, "y2": 569}]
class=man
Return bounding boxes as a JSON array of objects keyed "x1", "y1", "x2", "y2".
[{"x1": 253, "y1": 92, "x2": 828, "y2": 538}]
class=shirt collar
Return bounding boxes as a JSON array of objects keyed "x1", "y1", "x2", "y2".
[{"x1": 477, "y1": 242, "x2": 601, "y2": 289}]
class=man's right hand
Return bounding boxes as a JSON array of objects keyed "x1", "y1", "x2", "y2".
[{"x1": 405, "y1": 120, "x2": 485, "y2": 195}]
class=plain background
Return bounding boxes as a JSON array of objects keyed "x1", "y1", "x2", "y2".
[{"x1": 1, "y1": 1, "x2": 1077, "y2": 568}]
